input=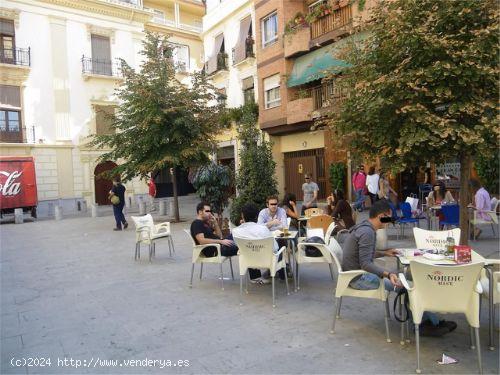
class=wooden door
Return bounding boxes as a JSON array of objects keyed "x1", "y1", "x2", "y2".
[
  {"x1": 284, "y1": 156, "x2": 316, "y2": 200},
  {"x1": 94, "y1": 161, "x2": 117, "y2": 205}
]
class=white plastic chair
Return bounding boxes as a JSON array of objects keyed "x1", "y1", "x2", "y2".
[
  {"x1": 295, "y1": 237, "x2": 338, "y2": 291},
  {"x1": 469, "y1": 209, "x2": 498, "y2": 240},
  {"x1": 183, "y1": 229, "x2": 234, "y2": 290},
  {"x1": 399, "y1": 260, "x2": 484, "y2": 374},
  {"x1": 413, "y1": 227, "x2": 461, "y2": 250},
  {"x1": 480, "y1": 261, "x2": 500, "y2": 350},
  {"x1": 329, "y1": 245, "x2": 392, "y2": 343},
  {"x1": 131, "y1": 215, "x2": 154, "y2": 262},
  {"x1": 491, "y1": 197, "x2": 499, "y2": 212},
  {"x1": 233, "y1": 236, "x2": 289, "y2": 307},
  {"x1": 131, "y1": 214, "x2": 174, "y2": 259}
]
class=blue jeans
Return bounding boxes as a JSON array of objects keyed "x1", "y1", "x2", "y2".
[
  {"x1": 350, "y1": 273, "x2": 439, "y2": 325},
  {"x1": 113, "y1": 204, "x2": 127, "y2": 229},
  {"x1": 352, "y1": 188, "x2": 365, "y2": 210}
]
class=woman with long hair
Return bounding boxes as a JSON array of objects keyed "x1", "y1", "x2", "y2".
[
  {"x1": 327, "y1": 189, "x2": 355, "y2": 234},
  {"x1": 427, "y1": 181, "x2": 455, "y2": 206},
  {"x1": 281, "y1": 192, "x2": 300, "y2": 230},
  {"x1": 378, "y1": 171, "x2": 398, "y2": 203}
]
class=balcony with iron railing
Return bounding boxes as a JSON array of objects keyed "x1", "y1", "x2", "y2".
[
  {"x1": 204, "y1": 52, "x2": 228, "y2": 75},
  {"x1": 310, "y1": 3, "x2": 352, "y2": 44},
  {"x1": 150, "y1": 15, "x2": 202, "y2": 33},
  {"x1": 231, "y1": 38, "x2": 255, "y2": 66},
  {"x1": 81, "y1": 56, "x2": 123, "y2": 79},
  {"x1": 0, "y1": 47, "x2": 31, "y2": 67},
  {"x1": 311, "y1": 82, "x2": 347, "y2": 113}
]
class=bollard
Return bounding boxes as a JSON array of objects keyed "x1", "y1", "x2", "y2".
[
  {"x1": 54, "y1": 205, "x2": 63, "y2": 221},
  {"x1": 81, "y1": 200, "x2": 87, "y2": 213},
  {"x1": 376, "y1": 228, "x2": 388, "y2": 250},
  {"x1": 91, "y1": 204, "x2": 98, "y2": 218},
  {"x1": 159, "y1": 200, "x2": 167, "y2": 216},
  {"x1": 14, "y1": 208, "x2": 23, "y2": 224},
  {"x1": 139, "y1": 201, "x2": 146, "y2": 215}
]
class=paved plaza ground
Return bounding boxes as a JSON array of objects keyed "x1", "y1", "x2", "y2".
[{"x1": 1, "y1": 198, "x2": 499, "y2": 374}]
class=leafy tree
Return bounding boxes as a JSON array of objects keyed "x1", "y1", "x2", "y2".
[
  {"x1": 229, "y1": 103, "x2": 278, "y2": 225},
  {"x1": 475, "y1": 153, "x2": 499, "y2": 195},
  {"x1": 329, "y1": 162, "x2": 346, "y2": 191},
  {"x1": 89, "y1": 32, "x2": 226, "y2": 221},
  {"x1": 325, "y1": 0, "x2": 498, "y2": 243},
  {"x1": 192, "y1": 162, "x2": 233, "y2": 219}
]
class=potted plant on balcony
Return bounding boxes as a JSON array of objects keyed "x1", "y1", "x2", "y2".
[
  {"x1": 284, "y1": 12, "x2": 308, "y2": 36},
  {"x1": 217, "y1": 52, "x2": 228, "y2": 71}
]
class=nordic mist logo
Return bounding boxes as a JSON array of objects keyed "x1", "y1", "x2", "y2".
[{"x1": 426, "y1": 270, "x2": 463, "y2": 286}]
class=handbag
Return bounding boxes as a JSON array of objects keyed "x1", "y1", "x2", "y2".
[{"x1": 110, "y1": 195, "x2": 120, "y2": 205}]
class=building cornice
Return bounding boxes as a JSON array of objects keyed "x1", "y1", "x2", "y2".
[
  {"x1": 145, "y1": 23, "x2": 202, "y2": 41},
  {"x1": 36, "y1": 0, "x2": 153, "y2": 23}
]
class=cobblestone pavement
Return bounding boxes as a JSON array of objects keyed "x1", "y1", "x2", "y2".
[{"x1": 1, "y1": 200, "x2": 499, "y2": 374}]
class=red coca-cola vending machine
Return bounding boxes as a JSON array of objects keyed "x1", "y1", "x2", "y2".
[{"x1": 0, "y1": 156, "x2": 38, "y2": 217}]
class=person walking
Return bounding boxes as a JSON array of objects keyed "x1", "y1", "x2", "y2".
[
  {"x1": 365, "y1": 166, "x2": 380, "y2": 205},
  {"x1": 109, "y1": 177, "x2": 128, "y2": 231},
  {"x1": 352, "y1": 165, "x2": 367, "y2": 212},
  {"x1": 378, "y1": 171, "x2": 398, "y2": 203}
]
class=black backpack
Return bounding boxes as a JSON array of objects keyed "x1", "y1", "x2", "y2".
[{"x1": 304, "y1": 236, "x2": 325, "y2": 257}]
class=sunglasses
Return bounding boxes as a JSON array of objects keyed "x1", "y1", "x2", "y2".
[
  {"x1": 204, "y1": 210, "x2": 212, "y2": 213},
  {"x1": 305, "y1": 177, "x2": 310, "y2": 180},
  {"x1": 268, "y1": 203, "x2": 278, "y2": 206}
]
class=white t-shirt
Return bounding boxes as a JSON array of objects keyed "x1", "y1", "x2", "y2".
[
  {"x1": 366, "y1": 174, "x2": 380, "y2": 194},
  {"x1": 232, "y1": 222, "x2": 278, "y2": 252}
]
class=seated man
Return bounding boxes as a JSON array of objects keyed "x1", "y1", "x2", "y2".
[
  {"x1": 258, "y1": 195, "x2": 287, "y2": 231},
  {"x1": 190, "y1": 202, "x2": 238, "y2": 257},
  {"x1": 342, "y1": 199, "x2": 456, "y2": 337},
  {"x1": 232, "y1": 203, "x2": 278, "y2": 284}
]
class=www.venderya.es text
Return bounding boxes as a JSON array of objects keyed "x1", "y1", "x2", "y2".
[{"x1": 10, "y1": 357, "x2": 190, "y2": 369}]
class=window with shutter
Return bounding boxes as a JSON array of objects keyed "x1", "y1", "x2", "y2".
[
  {"x1": 0, "y1": 84, "x2": 22, "y2": 142},
  {"x1": 91, "y1": 34, "x2": 112, "y2": 75},
  {"x1": 0, "y1": 18, "x2": 15, "y2": 64}
]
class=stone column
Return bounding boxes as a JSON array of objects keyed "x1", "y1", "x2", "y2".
[
  {"x1": 159, "y1": 199, "x2": 167, "y2": 216},
  {"x1": 139, "y1": 201, "x2": 146, "y2": 215},
  {"x1": 91, "y1": 204, "x2": 98, "y2": 218}
]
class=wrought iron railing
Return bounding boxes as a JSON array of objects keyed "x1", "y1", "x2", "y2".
[
  {"x1": 81, "y1": 56, "x2": 122, "y2": 77},
  {"x1": 310, "y1": 4, "x2": 352, "y2": 40},
  {"x1": 0, "y1": 47, "x2": 31, "y2": 66},
  {"x1": 231, "y1": 40, "x2": 255, "y2": 66},
  {"x1": 311, "y1": 82, "x2": 347, "y2": 110}
]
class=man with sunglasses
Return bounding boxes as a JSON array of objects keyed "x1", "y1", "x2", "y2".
[
  {"x1": 342, "y1": 199, "x2": 456, "y2": 336},
  {"x1": 301, "y1": 173, "x2": 319, "y2": 215},
  {"x1": 190, "y1": 202, "x2": 238, "y2": 257},
  {"x1": 257, "y1": 195, "x2": 287, "y2": 231}
]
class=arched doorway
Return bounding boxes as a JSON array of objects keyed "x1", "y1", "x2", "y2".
[{"x1": 94, "y1": 161, "x2": 117, "y2": 205}]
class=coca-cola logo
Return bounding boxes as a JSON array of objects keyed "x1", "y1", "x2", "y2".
[{"x1": 0, "y1": 170, "x2": 23, "y2": 196}]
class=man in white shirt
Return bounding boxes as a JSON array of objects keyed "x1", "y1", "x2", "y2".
[
  {"x1": 233, "y1": 203, "x2": 279, "y2": 284},
  {"x1": 257, "y1": 195, "x2": 287, "y2": 231}
]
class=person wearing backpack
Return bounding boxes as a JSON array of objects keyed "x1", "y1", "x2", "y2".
[{"x1": 109, "y1": 177, "x2": 128, "y2": 231}]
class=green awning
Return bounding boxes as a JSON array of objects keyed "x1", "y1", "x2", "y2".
[{"x1": 287, "y1": 44, "x2": 350, "y2": 87}]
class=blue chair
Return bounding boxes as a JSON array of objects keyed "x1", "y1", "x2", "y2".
[
  {"x1": 398, "y1": 202, "x2": 419, "y2": 238},
  {"x1": 440, "y1": 204, "x2": 459, "y2": 229}
]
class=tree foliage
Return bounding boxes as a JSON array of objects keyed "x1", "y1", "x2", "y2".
[
  {"x1": 192, "y1": 162, "x2": 233, "y2": 218},
  {"x1": 329, "y1": 162, "x2": 346, "y2": 191},
  {"x1": 475, "y1": 153, "x2": 499, "y2": 195},
  {"x1": 229, "y1": 103, "x2": 278, "y2": 225},
  {"x1": 88, "y1": 32, "x2": 227, "y2": 220},
  {"x1": 325, "y1": 0, "x2": 499, "y2": 242}
]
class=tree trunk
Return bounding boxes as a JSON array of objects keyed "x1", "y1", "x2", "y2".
[
  {"x1": 459, "y1": 153, "x2": 472, "y2": 245},
  {"x1": 171, "y1": 167, "x2": 180, "y2": 222}
]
